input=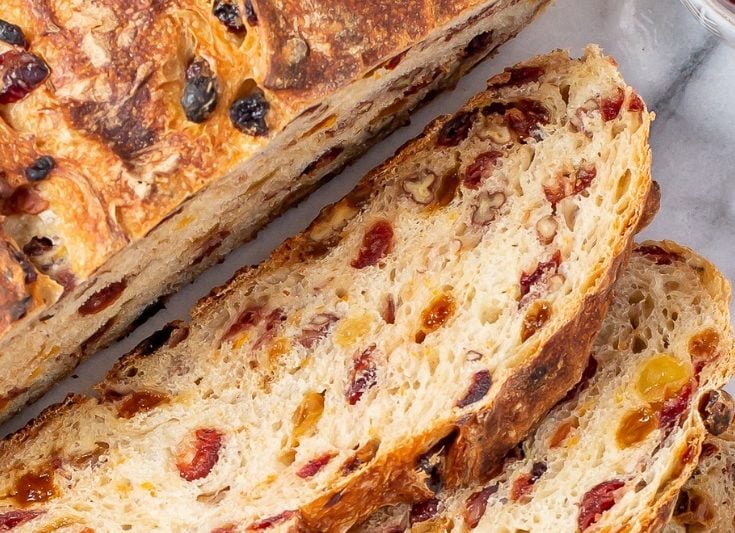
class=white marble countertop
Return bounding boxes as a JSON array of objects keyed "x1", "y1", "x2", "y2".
[{"x1": 2, "y1": 0, "x2": 734, "y2": 437}]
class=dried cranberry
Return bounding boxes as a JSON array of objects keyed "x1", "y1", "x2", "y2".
[
  {"x1": 410, "y1": 498, "x2": 439, "y2": 524},
  {"x1": 252, "y1": 308, "x2": 285, "y2": 350},
  {"x1": 490, "y1": 66, "x2": 544, "y2": 88},
  {"x1": 505, "y1": 99, "x2": 549, "y2": 141},
  {"x1": 224, "y1": 306, "x2": 263, "y2": 340},
  {"x1": 78, "y1": 280, "x2": 127, "y2": 316},
  {"x1": 249, "y1": 510, "x2": 296, "y2": 530},
  {"x1": 436, "y1": 110, "x2": 476, "y2": 147},
  {"x1": 298, "y1": 313, "x2": 338, "y2": 349},
  {"x1": 574, "y1": 165, "x2": 596, "y2": 193},
  {"x1": 464, "y1": 31, "x2": 493, "y2": 57},
  {"x1": 520, "y1": 251, "x2": 561, "y2": 298},
  {"x1": 464, "y1": 151, "x2": 502, "y2": 189},
  {"x1": 229, "y1": 89, "x2": 269, "y2": 136},
  {"x1": 244, "y1": 0, "x2": 258, "y2": 25},
  {"x1": 464, "y1": 485, "x2": 498, "y2": 528},
  {"x1": 296, "y1": 453, "x2": 334, "y2": 478},
  {"x1": 0, "y1": 50, "x2": 49, "y2": 104},
  {"x1": 457, "y1": 370, "x2": 492, "y2": 408},
  {"x1": 600, "y1": 88, "x2": 625, "y2": 122},
  {"x1": 0, "y1": 510, "x2": 43, "y2": 529},
  {"x1": 510, "y1": 462, "x2": 547, "y2": 500},
  {"x1": 628, "y1": 92, "x2": 645, "y2": 112},
  {"x1": 25, "y1": 155, "x2": 55, "y2": 181},
  {"x1": 637, "y1": 245, "x2": 681, "y2": 266},
  {"x1": 659, "y1": 383, "x2": 694, "y2": 430},
  {"x1": 181, "y1": 58, "x2": 218, "y2": 123},
  {"x1": 177, "y1": 428, "x2": 223, "y2": 481},
  {"x1": 578, "y1": 479, "x2": 625, "y2": 530},
  {"x1": 351, "y1": 220, "x2": 393, "y2": 269},
  {"x1": 212, "y1": 0, "x2": 246, "y2": 34},
  {"x1": 0, "y1": 20, "x2": 28, "y2": 48},
  {"x1": 346, "y1": 345, "x2": 378, "y2": 405}
]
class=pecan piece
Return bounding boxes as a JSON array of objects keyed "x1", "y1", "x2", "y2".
[{"x1": 698, "y1": 389, "x2": 734, "y2": 436}]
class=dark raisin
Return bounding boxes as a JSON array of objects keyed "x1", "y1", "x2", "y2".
[
  {"x1": 244, "y1": 0, "x2": 258, "y2": 25},
  {"x1": 22, "y1": 236, "x2": 53, "y2": 256},
  {"x1": 698, "y1": 389, "x2": 734, "y2": 436},
  {"x1": 25, "y1": 155, "x2": 55, "y2": 181},
  {"x1": 436, "y1": 110, "x2": 476, "y2": 147},
  {"x1": 78, "y1": 280, "x2": 127, "y2": 316},
  {"x1": 481, "y1": 101, "x2": 509, "y2": 116},
  {"x1": 464, "y1": 31, "x2": 493, "y2": 57},
  {"x1": 0, "y1": 50, "x2": 50, "y2": 104},
  {"x1": 410, "y1": 499, "x2": 439, "y2": 524},
  {"x1": 181, "y1": 58, "x2": 218, "y2": 123},
  {"x1": 457, "y1": 370, "x2": 492, "y2": 408},
  {"x1": 212, "y1": 0, "x2": 246, "y2": 34},
  {"x1": 0, "y1": 19, "x2": 28, "y2": 48},
  {"x1": 229, "y1": 89, "x2": 270, "y2": 136},
  {"x1": 135, "y1": 323, "x2": 177, "y2": 357}
]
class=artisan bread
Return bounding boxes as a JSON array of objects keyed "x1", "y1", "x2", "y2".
[
  {"x1": 665, "y1": 408, "x2": 735, "y2": 532},
  {"x1": 0, "y1": 46, "x2": 653, "y2": 531},
  {"x1": 354, "y1": 241, "x2": 735, "y2": 533},
  {"x1": 0, "y1": 0, "x2": 552, "y2": 420}
]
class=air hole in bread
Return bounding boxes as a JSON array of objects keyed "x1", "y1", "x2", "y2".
[
  {"x1": 615, "y1": 170, "x2": 632, "y2": 202},
  {"x1": 632, "y1": 336, "x2": 647, "y2": 354},
  {"x1": 559, "y1": 84, "x2": 571, "y2": 105}
]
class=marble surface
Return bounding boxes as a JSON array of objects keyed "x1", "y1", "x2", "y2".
[{"x1": 2, "y1": 0, "x2": 734, "y2": 437}]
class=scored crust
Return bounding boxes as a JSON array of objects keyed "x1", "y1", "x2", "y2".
[{"x1": 0, "y1": 46, "x2": 652, "y2": 531}]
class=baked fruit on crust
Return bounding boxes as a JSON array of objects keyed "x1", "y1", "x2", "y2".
[
  {"x1": 0, "y1": 46, "x2": 653, "y2": 531},
  {"x1": 0, "y1": 0, "x2": 553, "y2": 419},
  {"x1": 354, "y1": 242, "x2": 735, "y2": 533}
]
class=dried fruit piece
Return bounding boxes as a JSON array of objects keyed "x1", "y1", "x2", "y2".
[
  {"x1": 464, "y1": 151, "x2": 502, "y2": 189},
  {"x1": 252, "y1": 308, "x2": 286, "y2": 350},
  {"x1": 249, "y1": 510, "x2": 297, "y2": 530},
  {"x1": 23, "y1": 236, "x2": 53, "y2": 257},
  {"x1": 433, "y1": 170, "x2": 459, "y2": 208},
  {"x1": 230, "y1": 89, "x2": 269, "y2": 136},
  {"x1": 464, "y1": 485, "x2": 498, "y2": 528},
  {"x1": 181, "y1": 58, "x2": 218, "y2": 123},
  {"x1": 698, "y1": 389, "x2": 734, "y2": 436},
  {"x1": 13, "y1": 469, "x2": 56, "y2": 505},
  {"x1": 212, "y1": 0, "x2": 246, "y2": 34},
  {"x1": 292, "y1": 391, "x2": 324, "y2": 439},
  {"x1": 628, "y1": 92, "x2": 645, "y2": 112},
  {"x1": 410, "y1": 499, "x2": 439, "y2": 524},
  {"x1": 298, "y1": 314, "x2": 338, "y2": 349},
  {"x1": 296, "y1": 453, "x2": 334, "y2": 478},
  {"x1": 543, "y1": 165, "x2": 597, "y2": 209},
  {"x1": 0, "y1": 20, "x2": 28, "y2": 48},
  {"x1": 472, "y1": 191, "x2": 506, "y2": 225},
  {"x1": 346, "y1": 345, "x2": 377, "y2": 405},
  {"x1": 24, "y1": 155, "x2": 55, "y2": 181},
  {"x1": 243, "y1": 0, "x2": 258, "y2": 25},
  {"x1": 635, "y1": 354, "x2": 691, "y2": 404},
  {"x1": 491, "y1": 66, "x2": 544, "y2": 88},
  {"x1": 520, "y1": 251, "x2": 562, "y2": 299},
  {"x1": 510, "y1": 462, "x2": 547, "y2": 500},
  {"x1": 421, "y1": 294, "x2": 456, "y2": 333},
  {"x1": 78, "y1": 280, "x2": 127, "y2": 316},
  {"x1": 436, "y1": 110, "x2": 476, "y2": 147},
  {"x1": 351, "y1": 220, "x2": 393, "y2": 269},
  {"x1": 0, "y1": 510, "x2": 43, "y2": 530},
  {"x1": 177, "y1": 428, "x2": 224, "y2": 481},
  {"x1": 616, "y1": 406, "x2": 656, "y2": 448},
  {"x1": 457, "y1": 370, "x2": 492, "y2": 408},
  {"x1": 578, "y1": 480, "x2": 625, "y2": 530},
  {"x1": 505, "y1": 99, "x2": 549, "y2": 140},
  {"x1": 341, "y1": 439, "x2": 380, "y2": 475},
  {"x1": 224, "y1": 306, "x2": 263, "y2": 341},
  {"x1": 0, "y1": 49, "x2": 49, "y2": 104},
  {"x1": 688, "y1": 328, "x2": 720, "y2": 374},
  {"x1": 637, "y1": 245, "x2": 681, "y2": 266},
  {"x1": 381, "y1": 295, "x2": 396, "y2": 325},
  {"x1": 659, "y1": 382, "x2": 694, "y2": 430},
  {"x1": 116, "y1": 390, "x2": 167, "y2": 418},
  {"x1": 600, "y1": 88, "x2": 625, "y2": 121},
  {"x1": 521, "y1": 300, "x2": 551, "y2": 342},
  {"x1": 549, "y1": 418, "x2": 577, "y2": 448}
]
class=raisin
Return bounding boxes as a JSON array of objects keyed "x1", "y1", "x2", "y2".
[
  {"x1": 25, "y1": 155, "x2": 55, "y2": 181},
  {"x1": 0, "y1": 50, "x2": 49, "y2": 104},
  {"x1": 616, "y1": 406, "x2": 656, "y2": 448},
  {"x1": 13, "y1": 470, "x2": 56, "y2": 505},
  {"x1": 181, "y1": 58, "x2": 218, "y2": 123},
  {"x1": 489, "y1": 66, "x2": 544, "y2": 88},
  {"x1": 659, "y1": 382, "x2": 694, "y2": 430},
  {"x1": 510, "y1": 462, "x2": 547, "y2": 500},
  {"x1": 636, "y1": 245, "x2": 681, "y2": 265},
  {"x1": 464, "y1": 151, "x2": 502, "y2": 189},
  {"x1": 177, "y1": 428, "x2": 223, "y2": 481},
  {"x1": 212, "y1": 0, "x2": 246, "y2": 34},
  {"x1": 296, "y1": 453, "x2": 334, "y2": 478},
  {"x1": 521, "y1": 300, "x2": 551, "y2": 342},
  {"x1": 698, "y1": 389, "x2": 734, "y2": 436},
  {"x1": 688, "y1": 328, "x2": 720, "y2": 367},
  {"x1": 600, "y1": 88, "x2": 625, "y2": 122},
  {"x1": 505, "y1": 99, "x2": 549, "y2": 140},
  {"x1": 464, "y1": 31, "x2": 493, "y2": 57},
  {"x1": 410, "y1": 499, "x2": 439, "y2": 524},
  {"x1": 549, "y1": 418, "x2": 577, "y2": 448},
  {"x1": 346, "y1": 346, "x2": 377, "y2": 405},
  {"x1": 464, "y1": 485, "x2": 498, "y2": 528},
  {"x1": 243, "y1": 0, "x2": 258, "y2": 25},
  {"x1": 229, "y1": 89, "x2": 269, "y2": 136},
  {"x1": 78, "y1": 280, "x2": 127, "y2": 316},
  {"x1": 249, "y1": 511, "x2": 297, "y2": 530},
  {"x1": 481, "y1": 101, "x2": 510, "y2": 116},
  {"x1": 520, "y1": 251, "x2": 561, "y2": 298},
  {"x1": 0, "y1": 510, "x2": 42, "y2": 530},
  {"x1": 351, "y1": 220, "x2": 393, "y2": 269},
  {"x1": 434, "y1": 170, "x2": 459, "y2": 208},
  {"x1": 292, "y1": 392, "x2": 325, "y2": 440},
  {"x1": 298, "y1": 313, "x2": 338, "y2": 349},
  {"x1": 23, "y1": 236, "x2": 53, "y2": 256},
  {"x1": 578, "y1": 480, "x2": 625, "y2": 530},
  {"x1": 135, "y1": 323, "x2": 177, "y2": 357},
  {"x1": 116, "y1": 390, "x2": 167, "y2": 418},
  {"x1": 0, "y1": 20, "x2": 28, "y2": 48},
  {"x1": 436, "y1": 110, "x2": 476, "y2": 147},
  {"x1": 421, "y1": 294, "x2": 456, "y2": 332},
  {"x1": 457, "y1": 370, "x2": 492, "y2": 408}
]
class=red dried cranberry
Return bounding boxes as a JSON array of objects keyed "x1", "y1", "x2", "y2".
[
  {"x1": 578, "y1": 480, "x2": 625, "y2": 530},
  {"x1": 229, "y1": 89, "x2": 269, "y2": 136},
  {"x1": 181, "y1": 58, "x2": 218, "y2": 123},
  {"x1": 78, "y1": 280, "x2": 127, "y2": 316},
  {"x1": 628, "y1": 92, "x2": 645, "y2": 112},
  {"x1": 410, "y1": 498, "x2": 439, "y2": 524},
  {"x1": 436, "y1": 110, "x2": 476, "y2": 147},
  {"x1": 296, "y1": 453, "x2": 334, "y2": 478},
  {"x1": 491, "y1": 66, "x2": 544, "y2": 88},
  {"x1": 574, "y1": 165, "x2": 596, "y2": 193},
  {"x1": 244, "y1": 0, "x2": 258, "y2": 25},
  {"x1": 252, "y1": 308, "x2": 286, "y2": 350},
  {"x1": 0, "y1": 50, "x2": 49, "y2": 104},
  {"x1": 600, "y1": 88, "x2": 625, "y2": 121},
  {"x1": 351, "y1": 220, "x2": 393, "y2": 269},
  {"x1": 464, "y1": 485, "x2": 498, "y2": 528},
  {"x1": 177, "y1": 428, "x2": 223, "y2": 481},
  {"x1": 505, "y1": 99, "x2": 549, "y2": 141},
  {"x1": 0, "y1": 20, "x2": 28, "y2": 48},
  {"x1": 457, "y1": 370, "x2": 492, "y2": 408},
  {"x1": 346, "y1": 345, "x2": 378, "y2": 405},
  {"x1": 0, "y1": 510, "x2": 43, "y2": 530},
  {"x1": 520, "y1": 251, "x2": 561, "y2": 298},
  {"x1": 25, "y1": 155, "x2": 55, "y2": 181},
  {"x1": 249, "y1": 510, "x2": 296, "y2": 530},
  {"x1": 510, "y1": 462, "x2": 547, "y2": 500},
  {"x1": 224, "y1": 306, "x2": 263, "y2": 340},
  {"x1": 637, "y1": 245, "x2": 681, "y2": 266},
  {"x1": 212, "y1": 0, "x2": 246, "y2": 34},
  {"x1": 298, "y1": 314, "x2": 338, "y2": 349},
  {"x1": 464, "y1": 31, "x2": 493, "y2": 57},
  {"x1": 464, "y1": 151, "x2": 502, "y2": 189},
  {"x1": 659, "y1": 383, "x2": 694, "y2": 430}
]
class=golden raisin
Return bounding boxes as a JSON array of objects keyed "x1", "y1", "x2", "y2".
[
  {"x1": 521, "y1": 300, "x2": 551, "y2": 342},
  {"x1": 292, "y1": 391, "x2": 325, "y2": 440},
  {"x1": 635, "y1": 354, "x2": 691, "y2": 404},
  {"x1": 13, "y1": 470, "x2": 56, "y2": 505},
  {"x1": 688, "y1": 329, "x2": 720, "y2": 360},
  {"x1": 616, "y1": 406, "x2": 657, "y2": 448},
  {"x1": 549, "y1": 418, "x2": 578, "y2": 448},
  {"x1": 421, "y1": 294, "x2": 456, "y2": 332}
]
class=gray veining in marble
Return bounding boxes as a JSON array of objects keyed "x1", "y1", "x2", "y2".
[{"x1": 2, "y1": 0, "x2": 734, "y2": 438}]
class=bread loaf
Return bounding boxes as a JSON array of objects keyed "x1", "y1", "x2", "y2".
[
  {"x1": 0, "y1": 0, "x2": 551, "y2": 420},
  {"x1": 0, "y1": 46, "x2": 653, "y2": 531},
  {"x1": 354, "y1": 242, "x2": 735, "y2": 533}
]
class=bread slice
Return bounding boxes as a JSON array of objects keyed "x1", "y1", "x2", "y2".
[
  {"x1": 665, "y1": 403, "x2": 735, "y2": 533},
  {"x1": 0, "y1": 0, "x2": 552, "y2": 421},
  {"x1": 353, "y1": 242, "x2": 735, "y2": 533},
  {"x1": 0, "y1": 46, "x2": 653, "y2": 531}
]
